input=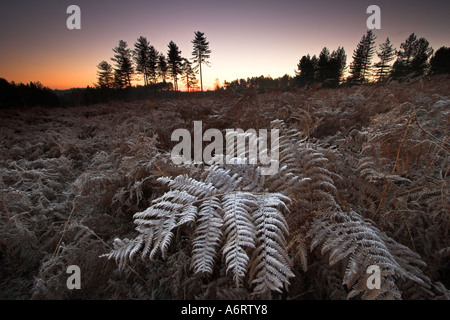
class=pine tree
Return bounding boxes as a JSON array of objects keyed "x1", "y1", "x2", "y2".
[
  {"x1": 316, "y1": 47, "x2": 331, "y2": 84},
  {"x1": 192, "y1": 31, "x2": 211, "y2": 92},
  {"x1": 96, "y1": 61, "x2": 113, "y2": 88},
  {"x1": 349, "y1": 30, "x2": 377, "y2": 84},
  {"x1": 133, "y1": 36, "x2": 151, "y2": 86},
  {"x1": 147, "y1": 45, "x2": 159, "y2": 85},
  {"x1": 167, "y1": 41, "x2": 183, "y2": 91},
  {"x1": 430, "y1": 46, "x2": 450, "y2": 75},
  {"x1": 113, "y1": 70, "x2": 124, "y2": 89},
  {"x1": 158, "y1": 53, "x2": 168, "y2": 83},
  {"x1": 112, "y1": 40, "x2": 134, "y2": 88},
  {"x1": 361, "y1": 30, "x2": 377, "y2": 81},
  {"x1": 328, "y1": 47, "x2": 346, "y2": 87},
  {"x1": 349, "y1": 40, "x2": 365, "y2": 84},
  {"x1": 374, "y1": 38, "x2": 395, "y2": 81},
  {"x1": 310, "y1": 55, "x2": 319, "y2": 80},
  {"x1": 410, "y1": 38, "x2": 433, "y2": 76},
  {"x1": 391, "y1": 33, "x2": 433, "y2": 79},
  {"x1": 391, "y1": 33, "x2": 417, "y2": 79},
  {"x1": 181, "y1": 58, "x2": 198, "y2": 92},
  {"x1": 294, "y1": 55, "x2": 316, "y2": 87}
]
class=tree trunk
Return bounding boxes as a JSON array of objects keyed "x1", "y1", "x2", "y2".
[{"x1": 199, "y1": 50, "x2": 203, "y2": 92}]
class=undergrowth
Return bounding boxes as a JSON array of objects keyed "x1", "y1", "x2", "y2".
[{"x1": 0, "y1": 75, "x2": 449, "y2": 299}]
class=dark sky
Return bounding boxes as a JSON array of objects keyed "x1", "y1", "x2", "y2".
[{"x1": 0, "y1": 0, "x2": 448, "y2": 89}]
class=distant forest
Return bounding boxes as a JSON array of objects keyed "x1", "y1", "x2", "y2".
[{"x1": 1, "y1": 31, "x2": 449, "y2": 108}]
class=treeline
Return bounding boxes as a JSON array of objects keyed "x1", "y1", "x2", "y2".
[
  {"x1": 56, "y1": 84, "x2": 175, "y2": 107},
  {"x1": 222, "y1": 32, "x2": 449, "y2": 94},
  {"x1": 0, "y1": 78, "x2": 59, "y2": 108},
  {"x1": 294, "y1": 31, "x2": 450, "y2": 88},
  {"x1": 1, "y1": 31, "x2": 449, "y2": 108},
  {"x1": 223, "y1": 75, "x2": 294, "y2": 94}
]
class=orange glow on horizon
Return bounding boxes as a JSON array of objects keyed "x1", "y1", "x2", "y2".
[{"x1": 1, "y1": 1, "x2": 448, "y2": 92}]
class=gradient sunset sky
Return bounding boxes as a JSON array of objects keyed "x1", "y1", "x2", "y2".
[{"x1": 0, "y1": 0, "x2": 449, "y2": 90}]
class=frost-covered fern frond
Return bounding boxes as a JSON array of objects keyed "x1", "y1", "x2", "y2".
[
  {"x1": 192, "y1": 195, "x2": 223, "y2": 275},
  {"x1": 267, "y1": 119, "x2": 306, "y2": 191},
  {"x1": 102, "y1": 159, "x2": 293, "y2": 296},
  {"x1": 249, "y1": 192, "x2": 294, "y2": 296},
  {"x1": 308, "y1": 210, "x2": 432, "y2": 299},
  {"x1": 222, "y1": 192, "x2": 257, "y2": 286}
]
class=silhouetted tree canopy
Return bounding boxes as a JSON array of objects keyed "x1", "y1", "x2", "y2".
[
  {"x1": 147, "y1": 45, "x2": 159, "y2": 85},
  {"x1": 327, "y1": 47, "x2": 347, "y2": 88},
  {"x1": 158, "y1": 53, "x2": 169, "y2": 83},
  {"x1": 96, "y1": 61, "x2": 114, "y2": 88},
  {"x1": 294, "y1": 54, "x2": 316, "y2": 87},
  {"x1": 294, "y1": 47, "x2": 345, "y2": 88},
  {"x1": 181, "y1": 58, "x2": 198, "y2": 92},
  {"x1": 112, "y1": 40, "x2": 134, "y2": 88},
  {"x1": 391, "y1": 33, "x2": 433, "y2": 79},
  {"x1": 429, "y1": 46, "x2": 450, "y2": 75},
  {"x1": 0, "y1": 79, "x2": 59, "y2": 108},
  {"x1": 348, "y1": 30, "x2": 377, "y2": 84},
  {"x1": 133, "y1": 36, "x2": 152, "y2": 86},
  {"x1": 224, "y1": 75, "x2": 293, "y2": 94},
  {"x1": 316, "y1": 47, "x2": 331, "y2": 84},
  {"x1": 374, "y1": 38, "x2": 395, "y2": 81},
  {"x1": 167, "y1": 41, "x2": 183, "y2": 91}
]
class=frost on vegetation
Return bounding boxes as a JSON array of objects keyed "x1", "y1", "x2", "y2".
[{"x1": 0, "y1": 77, "x2": 449, "y2": 299}]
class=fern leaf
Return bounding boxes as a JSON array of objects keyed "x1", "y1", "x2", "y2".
[
  {"x1": 222, "y1": 192, "x2": 256, "y2": 287},
  {"x1": 250, "y1": 192, "x2": 294, "y2": 295},
  {"x1": 309, "y1": 211, "x2": 431, "y2": 299},
  {"x1": 192, "y1": 196, "x2": 223, "y2": 274},
  {"x1": 158, "y1": 175, "x2": 217, "y2": 198}
]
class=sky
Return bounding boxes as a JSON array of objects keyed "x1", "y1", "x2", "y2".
[{"x1": 0, "y1": 0, "x2": 449, "y2": 90}]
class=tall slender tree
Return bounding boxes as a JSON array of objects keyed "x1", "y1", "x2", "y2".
[
  {"x1": 294, "y1": 54, "x2": 316, "y2": 87},
  {"x1": 112, "y1": 40, "x2": 134, "y2": 88},
  {"x1": 167, "y1": 41, "x2": 183, "y2": 91},
  {"x1": 147, "y1": 45, "x2": 159, "y2": 85},
  {"x1": 349, "y1": 30, "x2": 377, "y2": 84},
  {"x1": 361, "y1": 30, "x2": 377, "y2": 81},
  {"x1": 391, "y1": 33, "x2": 416, "y2": 79},
  {"x1": 96, "y1": 61, "x2": 114, "y2": 88},
  {"x1": 410, "y1": 38, "x2": 433, "y2": 76},
  {"x1": 157, "y1": 53, "x2": 168, "y2": 83},
  {"x1": 348, "y1": 37, "x2": 365, "y2": 84},
  {"x1": 191, "y1": 31, "x2": 211, "y2": 92},
  {"x1": 374, "y1": 37, "x2": 395, "y2": 81},
  {"x1": 316, "y1": 47, "x2": 331, "y2": 84},
  {"x1": 328, "y1": 46, "x2": 347, "y2": 87},
  {"x1": 133, "y1": 36, "x2": 151, "y2": 86},
  {"x1": 181, "y1": 58, "x2": 198, "y2": 92}
]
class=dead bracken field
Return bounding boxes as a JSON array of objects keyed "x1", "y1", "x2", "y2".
[{"x1": 0, "y1": 76, "x2": 449, "y2": 300}]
